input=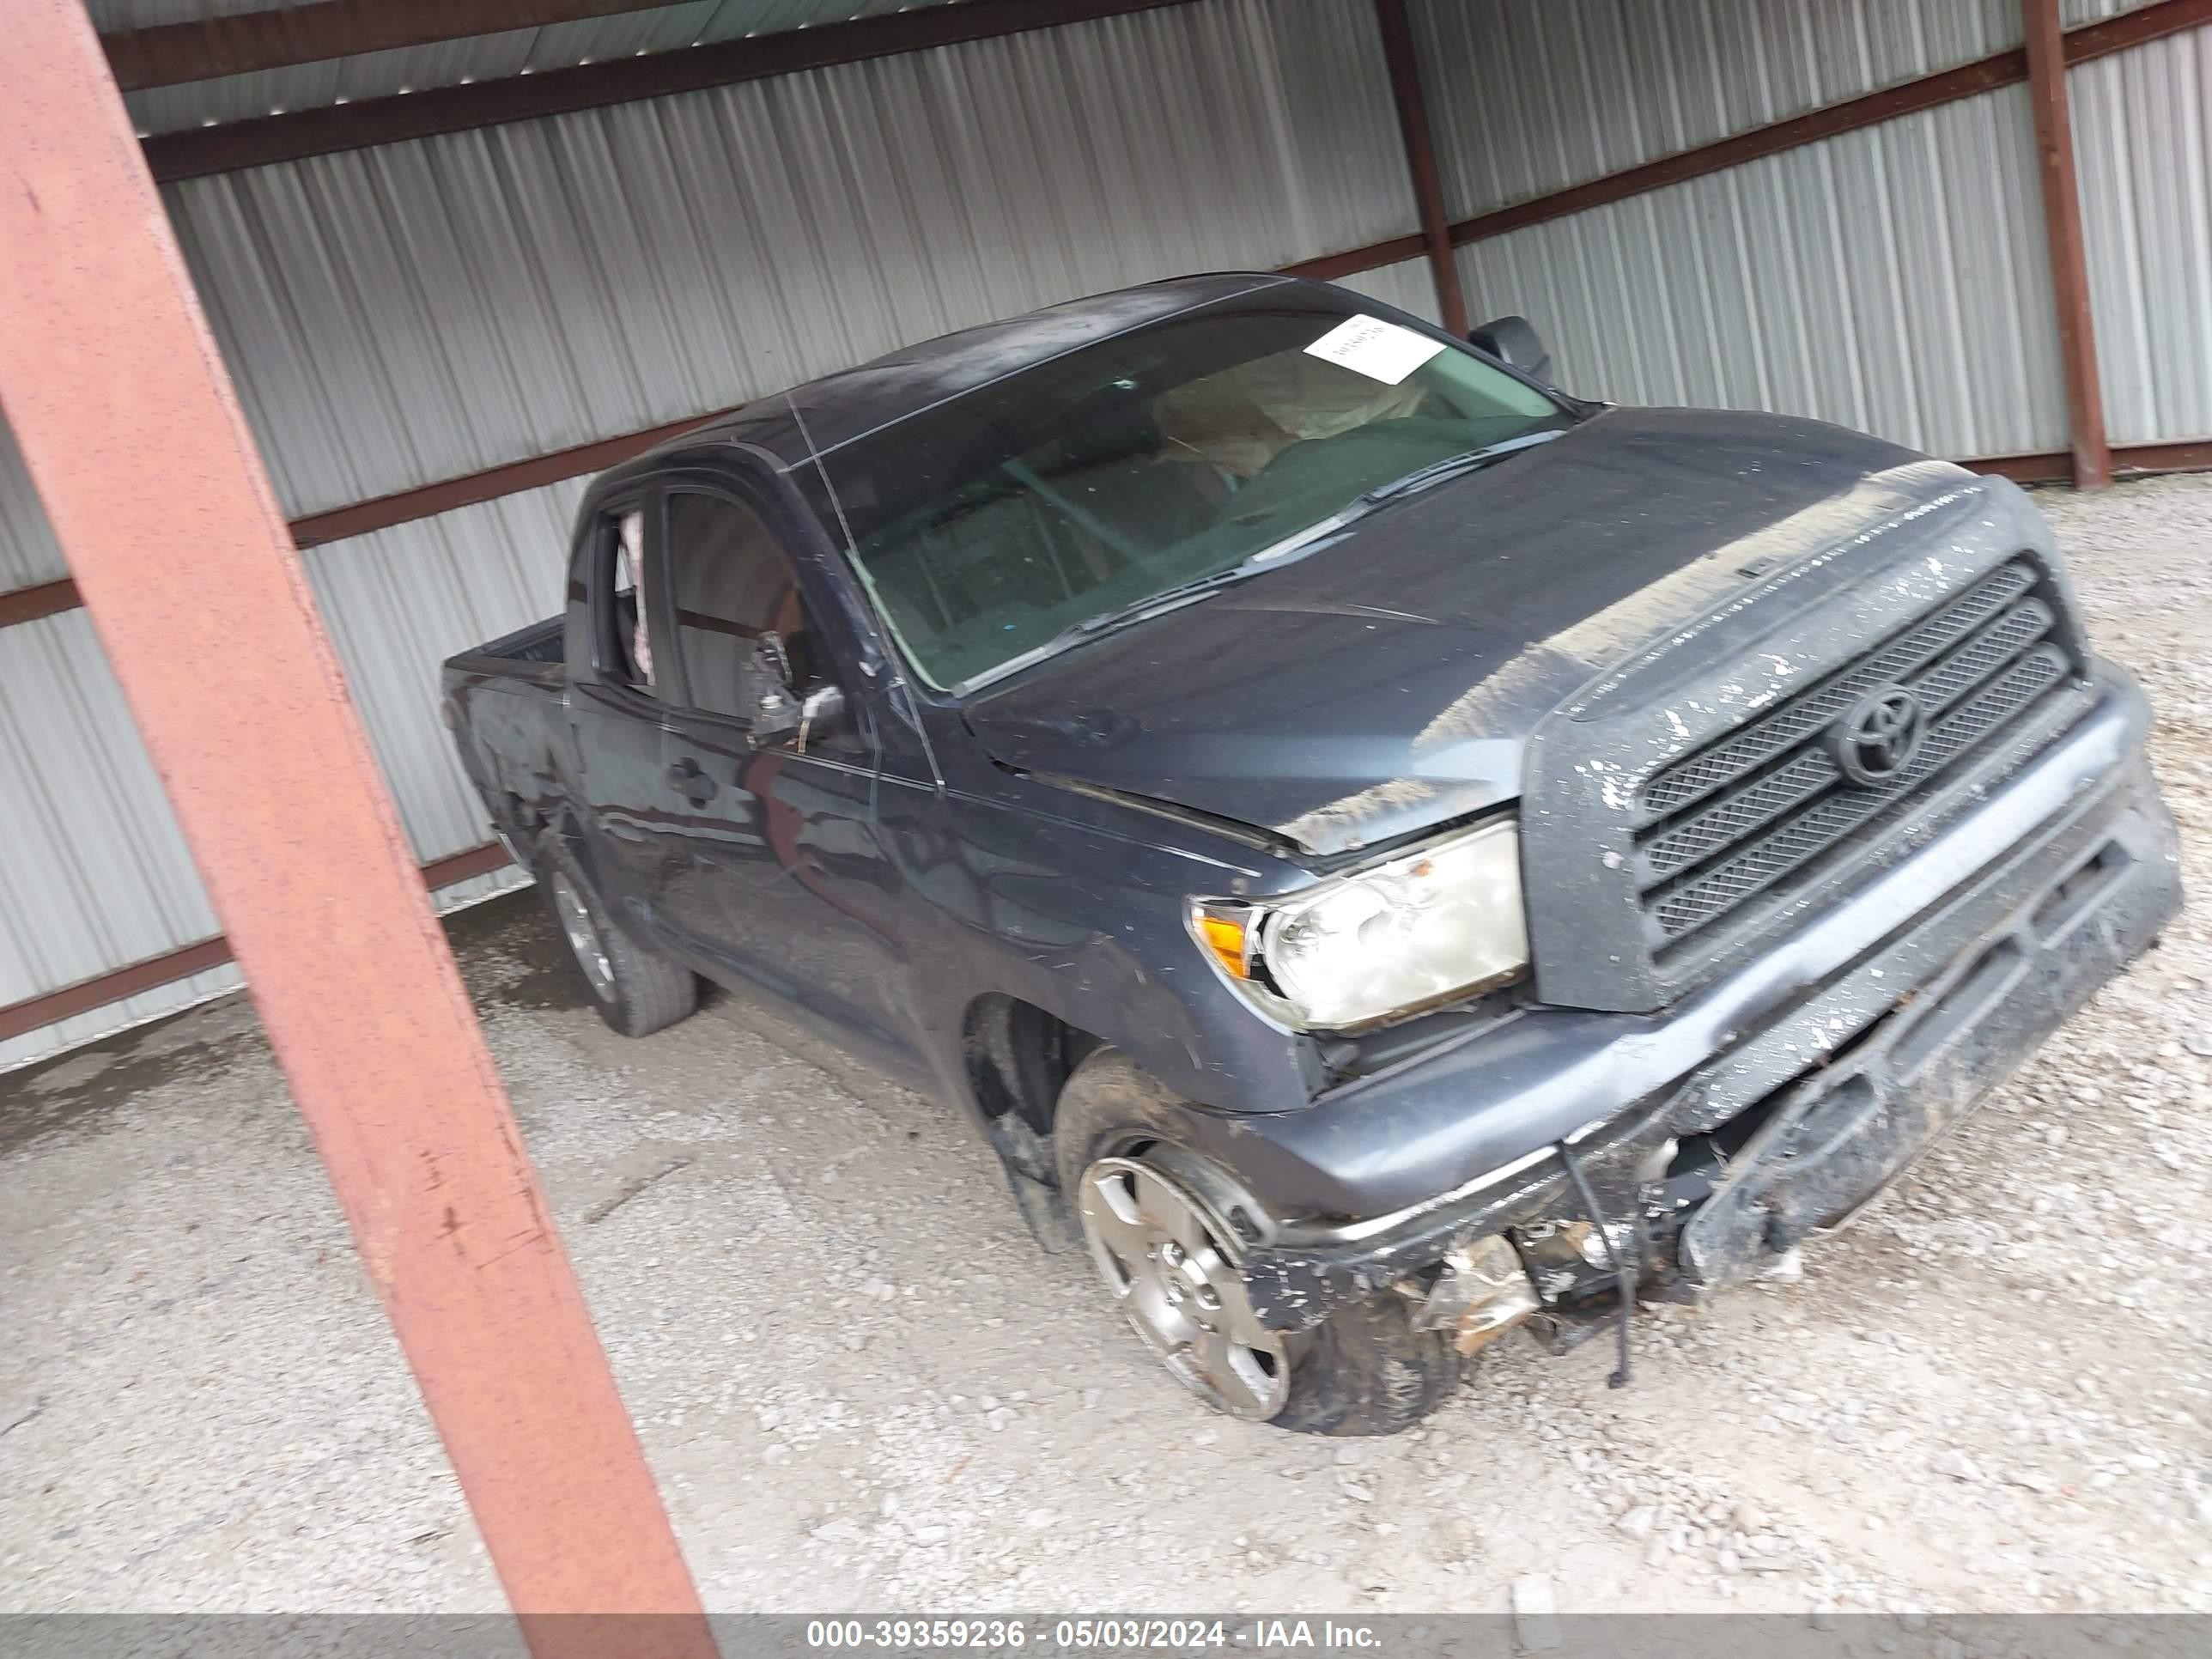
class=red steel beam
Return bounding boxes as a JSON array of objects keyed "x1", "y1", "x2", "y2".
[
  {"x1": 1447, "y1": 52, "x2": 2026, "y2": 246},
  {"x1": 2023, "y1": 0, "x2": 2112, "y2": 489},
  {"x1": 0, "y1": 8, "x2": 714, "y2": 1653},
  {"x1": 0, "y1": 409, "x2": 734, "y2": 629},
  {"x1": 142, "y1": 0, "x2": 1202, "y2": 181},
  {"x1": 103, "y1": 1, "x2": 665, "y2": 91},
  {"x1": 290, "y1": 409, "x2": 728, "y2": 547},
  {"x1": 0, "y1": 937, "x2": 238, "y2": 1047},
  {"x1": 0, "y1": 576, "x2": 80, "y2": 629},
  {"x1": 1370, "y1": 0, "x2": 1468, "y2": 337},
  {"x1": 2114, "y1": 438, "x2": 2212, "y2": 474},
  {"x1": 0, "y1": 843, "x2": 514, "y2": 1047},
  {"x1": 1968, "y1": 438, "x2": 2212, "y2": 485},
  {"x1": 1279, "y1": 231, "x2": 1431, "y2": 284},
  {"x1": 1970, "y1": 453, "x2": 2079, "y2": 486}
]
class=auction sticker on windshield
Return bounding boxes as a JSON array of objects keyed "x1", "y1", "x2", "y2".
[{"x1": 1303, "y1": 313, "x2": 1447, "y2": 384}]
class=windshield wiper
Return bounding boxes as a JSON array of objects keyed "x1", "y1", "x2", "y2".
[
  {"x1": 1063, "y1": 562, "x2": 1267, "y2": 637},
  {"x1": 1038, "y1": 429, "x2": 1565, "y2": 647},
  {"x1": 1353, "y1": 427, "x2": 1565, "y2": 507},
  {"x1": 951, "y1": 428, "x2": 1565, "y2": 696},
  {"x1": 955, "y1": 561, "x2": 1283, "y2": 693}
]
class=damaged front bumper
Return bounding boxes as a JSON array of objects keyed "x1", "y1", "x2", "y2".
[{"x1": 1218, "y1": 676, "x2": 2180, "y2": 1340}]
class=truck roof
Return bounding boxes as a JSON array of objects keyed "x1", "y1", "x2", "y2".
[{"x1": 649, "y1": 271, "x2": 1296, "y2": 472}]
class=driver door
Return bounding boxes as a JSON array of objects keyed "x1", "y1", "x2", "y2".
[{"x1": 651, "y1": 477, "x2": 916, "y2": 1064}]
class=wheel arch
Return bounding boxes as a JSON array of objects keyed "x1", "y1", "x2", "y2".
[{"x1": 959, "y1": 993, "x2": 1105, "y2": 1184}]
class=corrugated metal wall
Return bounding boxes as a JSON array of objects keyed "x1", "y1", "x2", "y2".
[
  {"x1": 1449, "y1": 87, "x2": 2069, "y2": 459},
  {"x1": 172, "y1": 0, "x2": 1410, "y2": 520},
  {"x1": 1408, "y1": 0, "x2": 2159, "y2": 227},
  {"x1": 2, "y1": 0, "x2": 1417, "y2": 1068},
  {"x1": 1332, "y1": 255, "x2": 1445, "y2": 328},
  {"x1": 1415, "y1": 0, "x2": 2031, "y2": 225},
  {"x1": 0, "y1": 455, "x2": 562, "y2": 1071},
  {"x1": 0, "y1": 422, "x2": 66, "y2": 591},
  {"x1": 1418, "y1": 0, "x2": 2206, "y2": 461},
  {"x1": 2072, "y1": 23, "x2": 2212, "y2": 445},
  {"x1": 0, "y1": 606, "x2": 233, "y2": 1064}
]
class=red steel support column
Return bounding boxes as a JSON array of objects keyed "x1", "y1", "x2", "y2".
[
  {"x1": 1372, "y1": 0, "x2": 1469, "y2": 337},
  {"x1": 0, "y1": 6, "x2": 715, "y2": 1654},
  {"x1": 2023, "y1": 0, "x2": 2112, "y2": 489}
]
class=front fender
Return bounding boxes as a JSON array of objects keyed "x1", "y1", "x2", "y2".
[{"x1": 881, "y1": 782, "x2": 1328, "y2": 1119}]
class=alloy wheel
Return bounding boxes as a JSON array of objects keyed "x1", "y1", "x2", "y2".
[
  {"x1": 1076, "y1": 1154, "x2": 1289, "y2": 1419},
  {"x1": 549, "y1": 872, "x2": 615, "y2": 1000}
]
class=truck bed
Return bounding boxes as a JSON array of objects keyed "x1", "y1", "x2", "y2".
[
  {"x1": 442, "y1": 616, "x2": 570, "y2": 847},
  {"x1": 444, "y1": 614, "x2": 564, "y2": 689}
]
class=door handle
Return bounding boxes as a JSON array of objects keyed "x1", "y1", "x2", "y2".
[{"x1": 665, "y1": 757, "x2": 718, "y2": 805}]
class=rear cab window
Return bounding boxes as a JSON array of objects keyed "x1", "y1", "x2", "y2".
[{"x1": 588, "y1": 501, "x2": 660, "y2": 699}]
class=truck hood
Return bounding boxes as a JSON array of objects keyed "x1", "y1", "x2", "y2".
[{"x1": 963, "y1": 405, "x2": 1967, "y2": 857}]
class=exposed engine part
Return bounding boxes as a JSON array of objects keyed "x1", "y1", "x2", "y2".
[
  {"x1": 1636, "y1": 1135, "x2": 1680, "y2": 1188},
  {"x1": 1576, "y1": 1219, "x2": 1642, "y2": 1270},
  {"x1": 1408, "y1": 1233, "x2": 1541, "y2": 1354},
  {"x1": 1516, "y1": 1218, "x2": 1601, "y2": 1297}
]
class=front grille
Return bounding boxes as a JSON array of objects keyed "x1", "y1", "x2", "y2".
[{"x1": 1633, "y1": 557, "x2": 2084, "y2": 957}]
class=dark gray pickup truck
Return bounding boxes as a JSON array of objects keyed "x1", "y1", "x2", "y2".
[{"x1": 444, "y1": 274, "x2": 2181, "y2": 1434}]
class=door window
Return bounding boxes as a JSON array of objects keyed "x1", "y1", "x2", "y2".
[
  {"x1": 592, "y1": 504, "x2": 659, "y2": 697},
  {"x1": 665, "y1": 490, "x2": 819, "y2": 721}
]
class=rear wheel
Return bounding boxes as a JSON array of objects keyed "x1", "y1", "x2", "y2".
[
  {"x1": 536, "y1": 831, "x2": 699, "y2": 1037},
  {"x1": 1055, "y1": 1048, "x2": 1461, "y2": 1435}
]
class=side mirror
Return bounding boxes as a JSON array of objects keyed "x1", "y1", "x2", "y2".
[
  {"x1": 752, "y1": 679, "x2": 853, "y2": 750},
  {"x1": 750, "y1": 678, "x2": 802, "y2": 742},
  {"x1": 741, "y1": 629, "x2": 856, "y2": 749},
  {"x1": 1469, "y1": 314, "x2": 1552, "y2": 384},
  {"x1": 795, "y1": 684, "x2": 852, "y2": 749}
]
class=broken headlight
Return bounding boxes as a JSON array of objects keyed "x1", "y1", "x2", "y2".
[{"x1": 1188, "y1": 817, "x2": 1528, "y2": 1032}]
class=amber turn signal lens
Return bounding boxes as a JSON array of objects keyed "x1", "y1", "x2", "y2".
[{"x1": 1198, "y1": 914, "x2": 1249, "y2": 979}]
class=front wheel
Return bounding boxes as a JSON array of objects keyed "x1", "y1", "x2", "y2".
[
  {"x1": 1075, "y1": 1153, "x2": 1292, "y2": 1419},
  {"x1": 1055, "y1": 1048, "x2": 1462, "y2": 1435}
]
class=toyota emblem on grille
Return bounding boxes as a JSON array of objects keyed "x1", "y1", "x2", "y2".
[{"x1": 1832, "y1": 685, "x2": 1926, "y2": 785}]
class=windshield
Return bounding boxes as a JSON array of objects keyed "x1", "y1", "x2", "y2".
[{"x1": 805, "y1": 293, "x2": 1571, "y2": 690}]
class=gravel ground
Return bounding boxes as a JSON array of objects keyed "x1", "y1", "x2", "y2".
[{"x1": 2, "y1": 473, "x2": 2208, "y2": 1622}]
